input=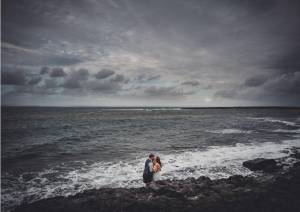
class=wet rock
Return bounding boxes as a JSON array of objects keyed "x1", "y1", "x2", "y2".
[
  {"x1": 293, "y1": 161, "x2": 300, "y2": 167},
  {"x1": 289, "y1": 148, "x2": 300, "y2": 159},
  {"x1": 291, "y1": 152, "x2": 300, "y2": 159},
  {"x1": 243, "y1": 158, "x2": 279, "y2": 172},
  {"x1": 13, "y1": 158, "x2": 300, "y2": 212}
]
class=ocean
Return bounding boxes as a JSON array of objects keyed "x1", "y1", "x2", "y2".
[{"x1": 2, "y1": 107, "x2": 300, "y2": 211}]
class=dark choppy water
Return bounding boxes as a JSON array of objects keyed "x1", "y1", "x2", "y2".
[{"x1": 2, "y1": 107, "x2": 300, "y2": 211}]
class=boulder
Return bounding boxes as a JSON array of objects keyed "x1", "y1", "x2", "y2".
[
  {"x1": 291, "y1": 152, "x2": 300, "y2": 159},
  {"x1": 243, "y1": 158, "x2": 278, "y2": 172}
]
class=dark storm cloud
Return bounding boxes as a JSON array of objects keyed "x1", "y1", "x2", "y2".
[
  {"x1": 181, "y1": 80, "x2": 213, "y2": 90},
  {"x1": 267, "y1": 48, "x2": 300, "y2": 74},
  {"x1": 2, "y1": 66, "x2": 126, "y2": 96},
  {"x1": 94, "y1": 69, "x2": 115, "y2": 79},
  {"x1": 181, "y1": 80, "x2": 200, "y2": 87},
  {"x1": 2, "y1": 0, "x2": 300, "y2": 106},
  {"x1": 89, "y1": 81, "x2": 122, "y2": 94},
  {"x1": 214, "y1": 89, "x2": 238, "y2": 99},
  {"x1": 72, "y1": 69, "x2": 90, "y2": 81},
  {"x1": 28, "y1": 76, "x2": 42, "y2": 85},
  {"x1": 144, "y1": 86, "x2": 184, "y2": 97},
  {"x1": 2, "y1": 0, "x2": 79, "y2": 48},
  {"x1": 63, "y1": 69, "x2": 89, "y2": 89},
  {"x1": 147, "y1": 75, "x2": 161, "y2": 81},
  {"x1": 88, "y1": 73, "x2": 128, "y2": 94},
  {"x1": 44, "y1": 79, "x2": 59, "y2": 89},
  {"x1": 49, "y1": 68, "x2": 67, "y2": 78},
  {"x1": 111, "y1": 74, "x2": 128, "y2": 83},
  {"x1": 136, "y1": 74, "x2": 161, "y2": 82},
  {"x1": 244, "y1": 75, "x2": 268, "y2": 87},
  {"x1": 40, "y1": 67, "x2": 50, "y2": 75},
  {"x1": 63, "y1": 80, "x2": 81, "y2": 89},
  {"x1": 264, "y1": 72, "x2": 300, "y2": 97},
  {"x1": 1, "y1": 70, "x2": 26, "y2": 85},
  {"x1": 46, "y1": 56, "x2": 83, "y2": 66},
  {"x1": 215, "y1": 71, "x2": 300, "y2": 105}
]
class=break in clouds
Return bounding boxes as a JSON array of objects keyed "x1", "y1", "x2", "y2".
[{"x1": 1, "y1": 0, "x2": 300, "y2": 106}]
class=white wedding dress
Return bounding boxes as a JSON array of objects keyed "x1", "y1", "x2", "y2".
[{"x1": 153, "y1": 171, "x2": 161, "y2": 181}]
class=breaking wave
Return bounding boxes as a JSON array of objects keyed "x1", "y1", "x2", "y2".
[
  {"x1": 206, "y1": 129, "x2": 253, "y2": 134},
  {"x1": 2, "y1": 139, "x2": 300, "y2": 211},
  {"x1": 273, "y1": 129, "x2": 300, "y2": 134},
  {"x1": 248, "y1": 117, "x2": 299, "y2": 127}
]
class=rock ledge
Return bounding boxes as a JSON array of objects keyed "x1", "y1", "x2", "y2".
[{"x1": 14, "y1": 157, "x2": 300, "y2": 212}]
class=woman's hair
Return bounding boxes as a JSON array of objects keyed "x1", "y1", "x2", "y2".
[{"x1": 156, "y1": 156, "x2": 162, "y2": 167}]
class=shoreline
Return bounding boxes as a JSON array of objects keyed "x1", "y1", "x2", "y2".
[{"x1": 13, "y1": 150, "x2": 300, "y2": 212}]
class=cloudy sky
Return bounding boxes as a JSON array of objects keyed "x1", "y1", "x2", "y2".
[{"x1": 2, "y1": 0, "x2": 300, "y2": 106}]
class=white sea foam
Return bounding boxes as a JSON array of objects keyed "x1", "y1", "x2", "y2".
[
  {"x1": 273, "y1": 129, "x2": 300, "y2": 133},
  {"x1": 206, "y1": 129, "x2": 252, "y2": 134},
  {"x1": 248, "y1": 117, "x2": 298, "y2": 127},
  {"x1": 3, "y1": 138, "x2": 300, "y2": 211},
  {"x1": 102, "y1": 108, "x2": 182, "y2": 111}
]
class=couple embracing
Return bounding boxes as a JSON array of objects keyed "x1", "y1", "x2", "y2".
[{"x1": 143, "y1": 153, "x2": 162, "y2": 187}]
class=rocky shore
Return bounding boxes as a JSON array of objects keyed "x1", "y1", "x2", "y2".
[{"x1": 14, "y1": 150, "x2": 300, "y2": 212}]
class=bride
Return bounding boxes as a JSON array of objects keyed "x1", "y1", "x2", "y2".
[{"x1": 153, "y1": 156, "x2": 162, "y2": 181}]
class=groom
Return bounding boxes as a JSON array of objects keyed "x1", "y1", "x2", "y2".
[{"x1": 143, "y1": 153, "x2": 155, "y2": 187}]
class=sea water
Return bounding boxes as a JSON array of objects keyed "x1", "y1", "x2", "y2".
[{"x1": 2, "y1": 107, "x2": 300, "y2": 211}]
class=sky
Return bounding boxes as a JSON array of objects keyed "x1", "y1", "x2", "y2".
[{"x1": 1, "y1": 0, "x2": 300, "y2": 107}]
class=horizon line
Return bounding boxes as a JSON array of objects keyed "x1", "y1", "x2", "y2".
[{"x1": 2, "y1": 105, "x2": 300, "y2": 109}]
